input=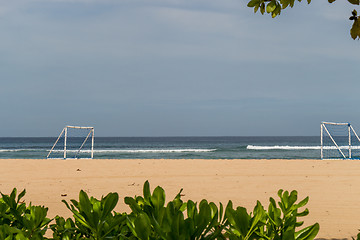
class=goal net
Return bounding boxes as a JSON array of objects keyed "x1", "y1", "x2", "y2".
[
  {"x1": 47, "y1": 126, "x2": 94, "y2": 159},
  {"x1": 321, "y1": 122, "x2": 360, "y2": 160}
]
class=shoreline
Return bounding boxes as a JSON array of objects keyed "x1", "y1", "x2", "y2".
[{"x1": 0, "y1": 158, "x2": 359, "y2": 239}]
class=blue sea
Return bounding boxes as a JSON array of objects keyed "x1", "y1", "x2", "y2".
[{"x1": 0, "y1": 136, "x2": 321, "y2": 159}]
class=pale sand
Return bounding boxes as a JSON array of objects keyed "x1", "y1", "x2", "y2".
[{"x1": 0, "y1": 158, "x2": 359, "y2": 239}]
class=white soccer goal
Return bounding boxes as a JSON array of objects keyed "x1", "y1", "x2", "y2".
[
  {"x1": 321, "y1": 121, "x2": 360, "y2": 160},
  {"x1": 47, "y1": 126, "x2": 94, "y2": 159}
]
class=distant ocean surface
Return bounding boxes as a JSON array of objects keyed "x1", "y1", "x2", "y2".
[{"x1": 0, "y1": 136, "x2": 321, "y2": 159}]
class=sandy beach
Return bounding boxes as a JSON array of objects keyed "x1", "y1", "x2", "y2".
[{"x1": 0, "y1": 158, "x2": 359, "y2": 239}]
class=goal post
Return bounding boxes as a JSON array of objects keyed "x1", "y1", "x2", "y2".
[
  {"x1": 47, "y1": 126, "x2": 94, "y2": 159},
  {"x1": 321, "y1": 121, "x2": 360, "y2": 160}
]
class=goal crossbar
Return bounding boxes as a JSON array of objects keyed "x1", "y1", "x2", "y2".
[
  {"x1": 321, "y1": 121, "x2": 350, "y2": 126},
  {"x1": 66, "y1": 125, "x2": 94, "y2": 129}
]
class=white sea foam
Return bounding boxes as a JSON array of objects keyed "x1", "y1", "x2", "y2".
[
  {"x1": 0, "y1": 148, "x2": 216, "y2": 153},
  {"x1": 95, "y1": 149, "x2": 217, "y2": 153},
  {"x1": 246, "y1": 145, "x2": 360, "y2": 150},
  {"x1": 0, "y1": 149, "x2": 43, "y2": 152},
  {"x1": 51, "y1": 149, "x2": 217, "y2": 153}
]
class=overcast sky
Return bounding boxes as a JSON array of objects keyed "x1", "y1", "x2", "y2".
[{"x1": 1, "y1": 0, "x2": 359, "y2": 137}]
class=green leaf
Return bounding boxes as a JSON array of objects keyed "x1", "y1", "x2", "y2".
[
  {"x1": 17, "y1": 190, "x2": 26, "y2": 204},
  {"x1": 151, "y1": 186, "x2": 166, "y2": 210},
  {"x1": 281, "y1": 0, "x2": 291, "y2": 9},
  {"x1": 192, "y1": 200, "x2": 211, "y2": 237},
  {"x1": 219, "y1": 202, "x2": 224, "y2": 223},
  {"x1": 143, "y1": 180, "x2": 151, "y2": 203},
  {"x1": 260, "y1": 3, "x2": 265, "y2": 14},
  {"x1": 272, "y1": 4, "x2": 282, "y2": 17},
  {"x1": 268, "y1": 198, "x2": 282, "y2": 227},
  {"x1": 78, "y1": 190, "x2": 91, "y2": 216},
  {"x1": 209, "y1": 202, "x2": 218, "y2": 219},
  {"x1": 350, "y1": 18, "x2": 360, "y2": 40},
  {"x1": 62, "y1": 199, "x2": 72, "y2": 212},
  {"x1": 172, "y1": 189, "x2": 185, "y2": 212},
  {"x1": 10, "y1": 188, "x2": 17, "y2": 202},
  {"x1": 134, "y1": 213, "x2": 151, "y2": 240},
  {"x1": 297, "y1": 208, "x2": 309, "y2": 217},
  {"x1": 101, "y1": 193, "x2": 118, "y2": 220},
  {"x1": 248, "y1": 0, "x2": 260, "y2": 7},
  {"x1": 289, "y1": 0, "x2": 295, "y2": 7},
  {"x1": 187, "y1": 200, "x2": 196, "y2": 219},
  {"x1": 348, "y1": 0, "x2": 360, "y2": 5},
  {"x1": 283, "y1": 226, "x2": 296, "y2": 240},
  {"x1": 247, "y1": 201, "x2": 266, "y2": 238},
  {"x1": 15, "y1": 233, "x2": 27, "y2": 240},
  {"x1": 295, "y1": 223, "x2": 320, "y2": 240},
  {"x1": 252, "y1": 201, "x2": 266, "y2": 226},
  {"x1": 232, "y1": 207, "x2": 250, "y2": 237},
  {"x1": 124, "y1": 197, "x2": 142, "y2": 213},
  {"x1": 277, "y1": 189, "x2": 284, "y2": 198},
  {"x1": 72, "y1": 210, "x2": 91, "y2": 229},
  {"x1": 297, "y1": 196, "x2": 309, "y2": 208},
  {"x1": 65, "y1": 218, "x2": 74, "y2": 229},
  {"x1": 104, "y1": 214, "x2": 126, "y2": 237},
  {"x1": 266, "y1": 1, "x2": 277, "y2": 13},
  {"x1": 288, "y1": 190, "x2": 298, "y2": 208}
]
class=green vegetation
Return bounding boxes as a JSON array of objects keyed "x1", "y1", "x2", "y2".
[
  {"x1": 0, "y1": 182, "x2": 319, "y2": 240},
  {"x1": 246, "y1": 0, "x2": 360, "y2": 40},
  {"x1": 0, "y1": 189, "x2": 51, "y2": 240}
]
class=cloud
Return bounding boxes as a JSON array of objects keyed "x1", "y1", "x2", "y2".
[{"x1": 1, "y1": 0, "x2": 359, "y2": 136}]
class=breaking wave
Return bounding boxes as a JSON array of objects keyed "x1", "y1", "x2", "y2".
[
  {"x1": 51, "y1": 149, "x2": 217, "y2": 153},
  {"x1": 246, "y1": 145, "x2": 360, "y2": 150}
]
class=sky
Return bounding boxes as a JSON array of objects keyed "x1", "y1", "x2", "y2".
[{"x1": 1, "y1": 0, "x2": 359, "y2": 137}]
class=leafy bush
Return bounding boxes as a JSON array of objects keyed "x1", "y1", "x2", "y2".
[
  {"x1": 125, "y1": 180, "x2": 225, "y2": 239},
  {"x1": 265, "y1": 190, "x2": 319, "y2": 240},
  {"x1": 60, "y1": 191, "x2": 128, "y2": 240},
  {"x1": 0, "y1": 182, "x2": 320, "y2": 240},
  {"x1": 0, "y1": 188, "x2": 51, "y2": 240},
  {"x1": 224, "y1": 200, "x2": 266, "y2": 240},
  {"x1": 223, "y1": 190, "x2": 319, "y2": 240}
]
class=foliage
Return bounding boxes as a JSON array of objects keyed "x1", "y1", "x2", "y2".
[
  {"x1": 246, "y1": 0, "x2": 360, "y2": 39},
  {"x1": 61, "y1": 191, "x2": 128, "y2": 240},
  {"x1": 50, "y1": 216, "x2": 82, "y2": 240},
  {"x1": 0, "y1": 183, "x2": 320, "y2": 240},
  {"x1": 263, "y1": 190, "x2": 319, "y2": 240},
  {"x1": 124, "y1": 180, "x2": 225, "y2": 239},
  {"x1": 224, "y1": 200, "x2": 266, "y2": 240},
  {"x1": 0, "y1": 188, "x2": 51, "y2": 240},
  {"x1": 223, "y1": 190, "x2": 319, "y2": 240}
]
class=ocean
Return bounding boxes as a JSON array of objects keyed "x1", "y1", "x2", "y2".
[{"x1": 0, "y1": 136, "x2": 321, "y2": 159}]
